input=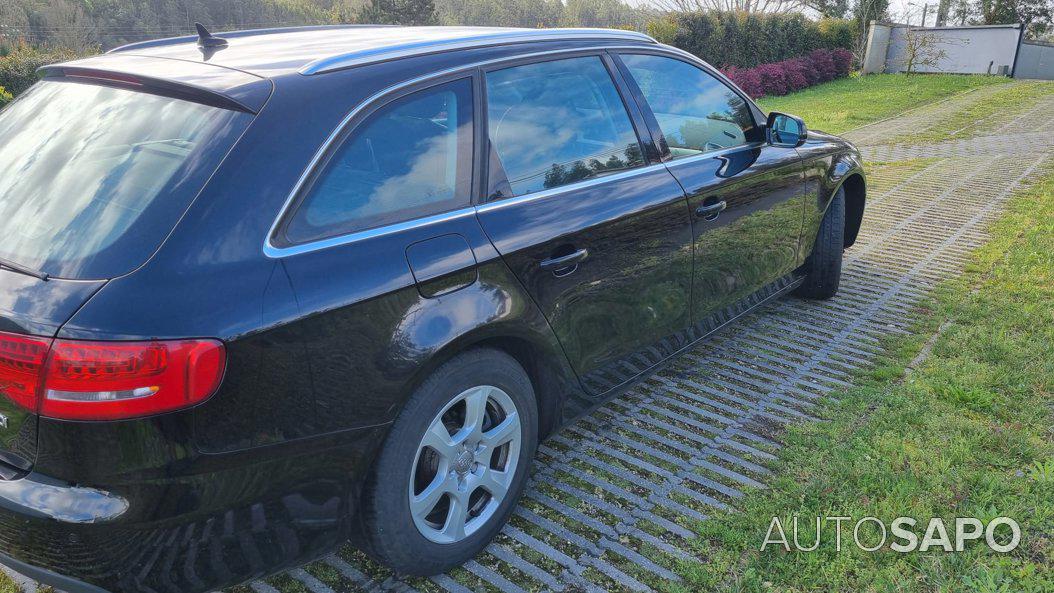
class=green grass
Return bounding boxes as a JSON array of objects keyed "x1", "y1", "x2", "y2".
[
  {"x1": 757, "y1": 73, "x2": 1010, "y2": 135},
  {"x1": 669, "y1": 171, "x2": 1054, "y2": 592},
  {"x1": 882, "y1": 80, "x2": 1054, "y2": 145}
]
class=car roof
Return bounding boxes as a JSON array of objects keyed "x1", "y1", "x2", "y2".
[{"x1": 107, "y1": 25, "x2": 657, "y2": 78}]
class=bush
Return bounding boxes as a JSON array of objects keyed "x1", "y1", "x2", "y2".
[
  {"x1": 0, "y1": 85, "x2": 12, "y2": 105},
  {"x1": 831, "y1": 48, "x2": 854, "y2": 78},
  {"x1": 723, "y1": 66, "x2": 764, "y2": 99},
  {"x1": 0, "y1": 45, "x2": 78, "y2": 97},
  {"x1": 754, "y1": 63, "x2": 788, "y2": 96},
  {"x1": 646, "y1": 16, "x2": 678, "y2": 45},
  {"x1": 817, "y1": 17, "x2": 857, "y2": 50},
  {"x1": 721, "y1": 48, "x2": 853, "y2": 99},
  {"x1": 779, "y1": 58, "x2": 810, "y2": 92},
  {"x1": 807, "y1": 48, "x2": 837, "y2": 83},
  {"x1": 660, "y1": 11, "x2": 855, "y2": 69}
]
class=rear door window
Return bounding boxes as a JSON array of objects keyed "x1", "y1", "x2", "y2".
[
  {"x1": 0, "y1": 80, "x2": 253, "y2": 280},
  {"x1": 283, "y1": 78, "x2": 474, "y2": 245},
  {"x1": 620, "y1": 54, "x2": 760, "y2": 159},
  {"x1": 485, "y1": 56, "x2": 645, "y2": 198}
]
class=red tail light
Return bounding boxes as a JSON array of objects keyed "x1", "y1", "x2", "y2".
[
  {"x1": 0, "y1": 331, "x2": 225, "y2": 421},
  {"x1": 0, "y1": 332, "x2": 51, "y2": 411}
]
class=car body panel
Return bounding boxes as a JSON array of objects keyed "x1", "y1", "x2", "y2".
[
  {"x1": 664, "y1": 145, "x2": 807, "y2": 326},
  {"x1": 0, "y1": 273, "x2": 106, "y2": 472},
  {"x1": 796, "y1": 130, "x2": 866, "y2": 257},
  {"x1": 476, "y1": 167, "x2": 694, "y2": 396}
]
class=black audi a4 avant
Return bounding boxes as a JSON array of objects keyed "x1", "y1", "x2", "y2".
[{"x1": 0, "y1": 25, "x2": 865, "y2": 592}]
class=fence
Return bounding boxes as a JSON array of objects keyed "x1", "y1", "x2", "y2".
[
  {"x1": 1015, "y1": 40, "x2": 1054, "y2": 80},
  {"x1": 861, "y1": 22, "x2": 1054, "y2": 80}
]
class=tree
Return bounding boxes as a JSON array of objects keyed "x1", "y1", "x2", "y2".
[
  {"x1": 808, "y1": 0, "x2": 851, "y2": 18},
  {"x1": 648, "y1": 0, "x2": 807, "y2": 13},
  {"x1": 900, "y1": 29, "x2": 966, "y2": 73},
  {"x1": 359, "y1": 0, "x2": 438, "y2": 24},
  {"x1": 951, "y1": 0, "x2": 972, "y2": 24},
  {"x1": 974, "y1": 0, "x2": 1053, "y2": 36},
  {"x1": 39, "y1": 0, "x2": 97, "y2": 52}
]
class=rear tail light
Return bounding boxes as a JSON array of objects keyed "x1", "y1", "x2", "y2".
[
  {"x1": 0, "y1": 333, "x2": 51, "y2": 411},
  {"x1": 0, "y1": 331, "x2": 225, "y2": 421}
]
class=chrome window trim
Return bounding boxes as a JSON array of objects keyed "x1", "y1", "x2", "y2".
[
  {"x1": 264, "y1": 207, "x2": 478, "y2": 258},
  {"x1": 264, "y1": 43, "x2": 753, "y2": 259},
  {"x1": 474, "y1": 162, "x2": 669, "y2": 214},
  {"x1": 263, "y1": 45, "x2": 649, "y2": 259},
  {"x1": 298, "y1": 29, "x2": 656, "y2": 75},
  {"x1": 661, "y1": 142, "x2": 768, "y2": 170}
]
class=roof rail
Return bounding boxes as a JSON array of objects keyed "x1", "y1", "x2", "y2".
[
  {"x1": 298, "y1": 28, "x2": 657, "y2": 75},
  {"x1": 108, "y1": 24, "x2": 385, "y2": 54}
]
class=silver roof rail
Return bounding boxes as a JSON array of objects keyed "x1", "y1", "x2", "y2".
[
  {"x1": 108, "y1": 25, "x2": 385, "y2": 54},
  {"x1": 298, "y1": 28, "x2": 657, "y2": 75}
]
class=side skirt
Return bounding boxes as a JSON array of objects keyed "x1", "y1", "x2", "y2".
[{"x1": 559, "y1": 273, "x2": 804, "y2": 428}]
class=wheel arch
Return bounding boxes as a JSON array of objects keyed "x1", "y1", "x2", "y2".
[
  {"x1": 840, "y1": 172, "x2": 866, "y2": 248},
  {"x1": 422, "y1": 331, "x2": 576, "y2": 440}
]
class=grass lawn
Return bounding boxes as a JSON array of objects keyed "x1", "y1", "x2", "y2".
[
  {"x1": 757, "y1": 73, "x2": 1010, "y2": 135},
  {"x1": 670, "y1": 170, "x2": 1054, "y2": 592}
]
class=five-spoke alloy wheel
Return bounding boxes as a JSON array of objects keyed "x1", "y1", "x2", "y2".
[{"x1": 356, "y1": 349, "x2": 537, "y2": 575}]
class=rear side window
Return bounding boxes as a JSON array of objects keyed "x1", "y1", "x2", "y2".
[
  {"x1": 284, "y1": 79, "x2": 474, "y2": 244},
  {"x1": 0, "y1": 80, "x2": 252, "y2": 280},
  {"x1": 485, "y1": 56, "x2": 645, "y2": 198},
  {"x1": 620, "y1": 54, "x2": 759, "y2": 159}
]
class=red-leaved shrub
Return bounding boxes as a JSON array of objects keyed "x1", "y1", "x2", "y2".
[
  {"x1": 831, "y1": 48, "x2": 853, "y2": 78},
  {"x1": 778, "y1": 58, "x2": 809, "y2": 92},
  {"x1": 754, "y1": 63, "x2": 788, "y2": 96},
  {"x1": 807, "y1": 49, "x2": 836, "y2": 83},
  {"x1": 720, "y1": 48, "x2": 854, "y2": 99},
  {"x1": 724, "y1": 66, "x2": 765, "y2": 99}
]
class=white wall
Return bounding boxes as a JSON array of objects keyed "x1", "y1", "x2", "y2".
[{"x1": 862, "y1": 23, "x2": 1023, "y2": 76}]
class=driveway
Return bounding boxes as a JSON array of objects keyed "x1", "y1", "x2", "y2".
[{"x1": 5, "y1": 82, "x2": 1054, "y2": 593}]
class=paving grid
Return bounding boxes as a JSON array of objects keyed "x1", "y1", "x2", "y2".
[{"x1": 5, "y1": 83, "x2": 1054, "y2": 593}]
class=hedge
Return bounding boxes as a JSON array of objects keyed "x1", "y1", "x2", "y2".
[
  {"x1": 655, "y1": 11, "x2": 856, "y2": 69},
  {"x1": 723, "y1": 48, "x2": 853, "y2": 99},
  {"x1": 0, "y1": 45, "x2": 77, "y2": 97}
]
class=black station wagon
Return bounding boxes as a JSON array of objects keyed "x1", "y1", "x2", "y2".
[{"x1": 0, "y1": 25, "x2": 865, "y2": 593}]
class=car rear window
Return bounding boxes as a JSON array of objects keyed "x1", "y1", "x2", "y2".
[{"x1": 0, "y1": 79, "x2": 253, "y2": 280}]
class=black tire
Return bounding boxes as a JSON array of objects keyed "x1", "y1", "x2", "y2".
[
  {"x1": 795, "y1": 187, "x2": 845, "y2": 300},
  {"x1": 355, "y1": 348, "x2": 538, "y2": 576}
]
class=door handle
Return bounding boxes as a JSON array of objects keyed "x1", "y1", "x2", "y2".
[
  {"x1": 696, "y1": 200, "x2": 728, "y2": 221},
  {"x1": 540, "y1": 248, "x2": 589, "y2": 276}
]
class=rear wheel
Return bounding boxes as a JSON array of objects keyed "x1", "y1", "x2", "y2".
[
  {"x1": 795, "y1": 187, "x2": 845, "y2": 300},
  {"x1": 357, "y1": 349, "x2": 537, "y2": 575}
]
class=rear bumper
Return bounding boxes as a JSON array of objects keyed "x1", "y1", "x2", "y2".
[
  {"x1": 0, "y1": 467, "x2": 350, "y2": 593},
  {"x1": 0, "y1": 549, "x2": 109, "y2": 593},
  {"x1": 0, "y1": 423, "x2": 387, "y2": 593}
]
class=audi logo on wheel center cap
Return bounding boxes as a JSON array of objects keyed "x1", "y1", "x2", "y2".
[{"x1": 454, "y1": 450, "x2": 474, "y2": 474}]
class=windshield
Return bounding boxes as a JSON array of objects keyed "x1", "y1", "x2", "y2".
[{"x1": 0, "y1": 80, "x2": 253, "y2": 280}]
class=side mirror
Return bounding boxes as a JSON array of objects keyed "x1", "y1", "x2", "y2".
[{"x1": 767, "y1": 112, "x2": 808, "y2": 148}]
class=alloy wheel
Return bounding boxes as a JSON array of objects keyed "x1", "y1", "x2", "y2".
[{"x1": 409, "y1": 385, "x2": 522, "y2": 544}]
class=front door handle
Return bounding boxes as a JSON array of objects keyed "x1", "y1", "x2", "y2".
[
  {"x1": 540, "y1": 248, "x2": 589, "y2": 277},
  {"x1": 696, "y1": 200, "x2": 728, "y2": 221}
]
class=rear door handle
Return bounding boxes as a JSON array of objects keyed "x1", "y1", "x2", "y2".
[
  {"x1": 696, "y1": 200, "x2": 727, "y2": 220},
  {"x1": 540, "y1": 248, "x2": 589, "y2": 276}
]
